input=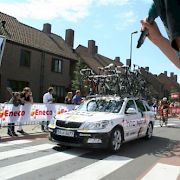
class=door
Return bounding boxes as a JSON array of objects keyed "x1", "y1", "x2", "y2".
[
  {"x1": 123, "y1": 100, "x2": 141, "y2": 140},
  {"x1": 135, "y1": 99, "x2": 148, "y2": 137}
]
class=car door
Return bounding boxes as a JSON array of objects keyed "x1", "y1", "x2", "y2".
[
  {"x1": 135, "y1": 99, "x2": 147, "y2": 137},
  {"x1": 123, "y1": 99, "x2": 141, "y2": 140}
]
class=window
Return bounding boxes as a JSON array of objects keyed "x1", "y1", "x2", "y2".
[
  {"x1": 125, "y1": 100, "x2": 136, "y2": 112},
  {"x1": 143, "y1": 101, "x2": 151, "y2": 111},
  {"x1": 20, "y1": 49, "x2": 31, "y2": 67},
  {"x1": 135, "y1": 100, "x2": 146, "y2": 112},
  {"x1": 51, "y1": 58, "x2": 62, "y2": 73},
  {"x1": 7, "y1": 80, "x2": 29, "y2": 92},
  {"x1": 53, "y1": 85, "x2": 65, "y2": 97}
]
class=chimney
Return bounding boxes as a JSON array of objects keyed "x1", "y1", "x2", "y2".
[
  {"x1": 164, "y1": 71, "x2": 167, "y2": 76},
  {"x1": 114, "y1": 57, "x2": 120, "y2": 62},
  {"x1": 88, "y1": 40, "x2": 96, "y2": 56},
  {"x1": 174, "y1": 75, "x2": 177, "y2": 82},
  {"x1": 170, "y1": 72, "x2": 174, "y2": 79},
  {"x1": 145, "y1": 66, "x2": 149, "y2": 72},
  {"x1": 42, "y1": 23, "x2": 51, "y2": 34},
  {"x1": 65, "y1": 29, "x2": 74, "y2": 48},
  {"x1": 95, "y1": 45, "x2": 98, "y2": 54}
]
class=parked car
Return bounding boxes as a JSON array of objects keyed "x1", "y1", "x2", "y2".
[{"x1": 48, "y1": 96, "x2": 155, "y2": 152}]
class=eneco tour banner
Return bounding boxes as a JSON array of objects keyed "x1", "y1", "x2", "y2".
[{"x1": 0, "y1": 103, "x2": 76, "y2": 124}]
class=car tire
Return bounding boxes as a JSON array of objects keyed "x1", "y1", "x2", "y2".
[
  {"x1": 145, "y1": 123, "x2": 153, "y2": 139},
  {"x1": 109, "y1": 127, "x2": 122, "y2": 152}
]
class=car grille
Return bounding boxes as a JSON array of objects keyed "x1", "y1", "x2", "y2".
[
  {"x1": 56, "y1": 120, "x2": 82, "y2": 129},
  {"x1": 52, "y1": 135, "x2": 84, "y2": 144}
]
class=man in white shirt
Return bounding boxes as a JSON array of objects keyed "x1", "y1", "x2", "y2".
[
  {"x1": 41, "y1": 87, "x2": 54, "y2": 131},
  {"x1": 43, "y1": 87, "x2": 54, "y2": 104}
]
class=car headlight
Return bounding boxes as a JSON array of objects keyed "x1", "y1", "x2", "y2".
[
  {"x1": 79, "y1": 120, "x2": 110, "y2": 130},
  {"x1": 48, "y1": 116, "x2": 56, "y2": 128}
]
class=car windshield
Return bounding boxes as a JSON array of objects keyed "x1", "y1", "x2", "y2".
[{"x1": 77, "y1": 98, "x2": 124, "y2": 113}]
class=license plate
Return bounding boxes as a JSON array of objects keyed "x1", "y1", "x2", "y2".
[{"x1": 56, "y1": 129, "x2": 74, "y2": 137}]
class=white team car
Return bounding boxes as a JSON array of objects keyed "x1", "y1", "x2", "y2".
[{"x1": 48, "y1": 96, "x2": 155, "y2": 152}]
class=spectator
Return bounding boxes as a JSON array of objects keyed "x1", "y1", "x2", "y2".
[
  {"x1": 21, "y1": 87, "x2": 33, "y2": 104},
  {"x1": 17, "y1": 87, "x2": 33, "y2": 134},
  {"x1": 72, "y1": 90, "x2": 82, "y2": 105},
  {"x1": 7, "y1": 92, "x2": 24, "y2": 136},
  {"x1": 41, "y1": 87, "x2": 54, "y2": 131},
  {"x1": 64, "y1": 92, "x2": 73, "y2": 104},
  {"x1": 152, "y1": 100, "x2": 158, "y2": 118},
  {"x1": 140, "y1": 1, "x2": 180, "y2": 69}
]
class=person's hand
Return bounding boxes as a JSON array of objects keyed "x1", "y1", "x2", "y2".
[{"x1": 140, "y1": 18, "x2": 162, "y2": 45}]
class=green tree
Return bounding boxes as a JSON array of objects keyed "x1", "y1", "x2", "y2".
[
  {"x1": 170, "y1": 86, "x2": 178, "y2": 93},
  {"x1": 71, "y1": 57, "x2": 87, "y2": 94}
]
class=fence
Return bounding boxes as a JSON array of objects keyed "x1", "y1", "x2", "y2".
[
  {"x1": 155, "y1": 106, "x2": 180, "y2": 117},
  {"x1": 0, "y1": 103, "x2": 76, "y2": 127}
]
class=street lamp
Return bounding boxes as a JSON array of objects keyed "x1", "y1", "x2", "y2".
[{"x1": 129, "y1": 31, "x2": 138, "y2": 69}]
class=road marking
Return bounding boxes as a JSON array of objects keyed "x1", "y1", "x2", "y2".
[
  {"x1": 0, "y1": 149, "x2": 88, "y2": 180},
  {"x1": 0, "y1": 140, "x2": 32, "y2": 147},
  {"x1": 154, "y1": 123, "x2": 176, "y2": 128},
  {"x1": 58, "y1": 155, "x2": 133, "y2": 180},
  {"x1": 0, "y1": 144, "x2": 55, "y2": 161},
  {"x1": 141, "y1": 163, "x2": 180, "y2": 180}
]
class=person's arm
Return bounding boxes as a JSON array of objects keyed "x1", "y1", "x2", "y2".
[
  {"x1": 43, "y1": 94, "x2": 48, "y2": 103},
  {"x1": 72, "y1": 96, "x2": 76, "y2": 104},
  {"x1": 141, "y1": 19, "x2": 180, "y2": 69},
  {"x1": 30, "y1": 96, "x2": 33, "y2": 103},
  {"x1": 29, "y1": 92, "x2": 33, "y2": 103}
]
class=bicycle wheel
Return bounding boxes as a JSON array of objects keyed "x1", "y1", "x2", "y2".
[
  {"x1": 164, "y1": 117, "x2": 168, "y2": 126},
  {"x1": 159, "y1": 117, "x2": 163, "y2": 127}
]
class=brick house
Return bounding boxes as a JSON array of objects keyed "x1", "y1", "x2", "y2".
[
  {"x1": 157, "y1": 71, "x2": 180, "y2": 98},
  {"x1": 75, "y1": 40, "x2": 123, "y2": 95},
  {"x1": 76, "y1": 40, "x2": 123, "y2": 74},
  {"x1": 0, "y1": 12, "x2": 78, "y2": 102},
  {"x1": 140, "y1": 67, "x2": 180, "y2": 100},
  {"x1": 0, "y1": 11, "x2": 179, "y2": 102}
]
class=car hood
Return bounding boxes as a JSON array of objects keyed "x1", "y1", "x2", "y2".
[{"x1": 55, "y1": 111, "x2": 121, "y2": 123}]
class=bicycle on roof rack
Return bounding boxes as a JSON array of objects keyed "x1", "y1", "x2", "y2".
[{"x1": 80, "y1": 63, "x2": 151, "y2": 99}]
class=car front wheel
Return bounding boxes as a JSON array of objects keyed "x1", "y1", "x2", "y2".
[
  {"x1": 109, "y1": 127, "x2": 122, "y2": 152},
  {"x1": 145, "y1": 123, "x2": 153, "y2": 139}
]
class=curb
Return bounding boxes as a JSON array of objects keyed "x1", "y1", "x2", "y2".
[{"x1": 0, "y1": 132, "x2": 48, "y2": 142}]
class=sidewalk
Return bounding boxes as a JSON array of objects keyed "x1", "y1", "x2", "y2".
[{"x1": 0, "y1": 123, "x2": 48, "y2": 142}]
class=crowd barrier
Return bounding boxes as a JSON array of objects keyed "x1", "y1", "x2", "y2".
[
  {"x1": 0, "y1": 103, "x2": 76, "y2": 126},
  {"x1": 155, "y1": 106, "x2": 180, "y2": 116},
  {"x1": 1, "y1": 103, "x2": 179, "y2": 126},
  {"x1": 169, "y1": 106, "x2": 180, "y2": 115}
]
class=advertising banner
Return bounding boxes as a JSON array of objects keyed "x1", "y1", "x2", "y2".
[{"x1": 0, "y1": 103, "x2": 76, "y2": 124}]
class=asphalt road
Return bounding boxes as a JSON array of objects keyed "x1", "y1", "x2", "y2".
[{"x1": 0, "y1": 118, "x2": 180, "y2": 180}]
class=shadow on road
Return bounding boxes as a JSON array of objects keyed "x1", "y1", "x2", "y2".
[
  {"x1": 118, "y1": 136, "x2": 179, "y2": 159},
  {"x1": 52, "y1": 135, "x2": 179, "y2": 160}
]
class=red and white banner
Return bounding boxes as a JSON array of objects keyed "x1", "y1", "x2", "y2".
[
  {"x1": 169, "y1": 106, "x2": 180, "y2": 115},
  {"x1": 157, "y1": 106, "x2": 180, "y2": 115},
  {"x1": 0, "y1": 103, "x2": 76, "y2": 124}
]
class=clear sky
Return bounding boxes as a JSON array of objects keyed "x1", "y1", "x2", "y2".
[{"x1": 0, "y1": 0, "x2": 179, "y2": 83}]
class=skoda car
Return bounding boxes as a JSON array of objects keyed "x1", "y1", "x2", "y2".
[{"x1": 48, "y1": 96, "x2": 155, "y2": 152}]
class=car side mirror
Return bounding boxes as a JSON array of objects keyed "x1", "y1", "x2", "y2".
[{"x1": 126, "y1": 108, "x2": 136, "y2": 114}]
